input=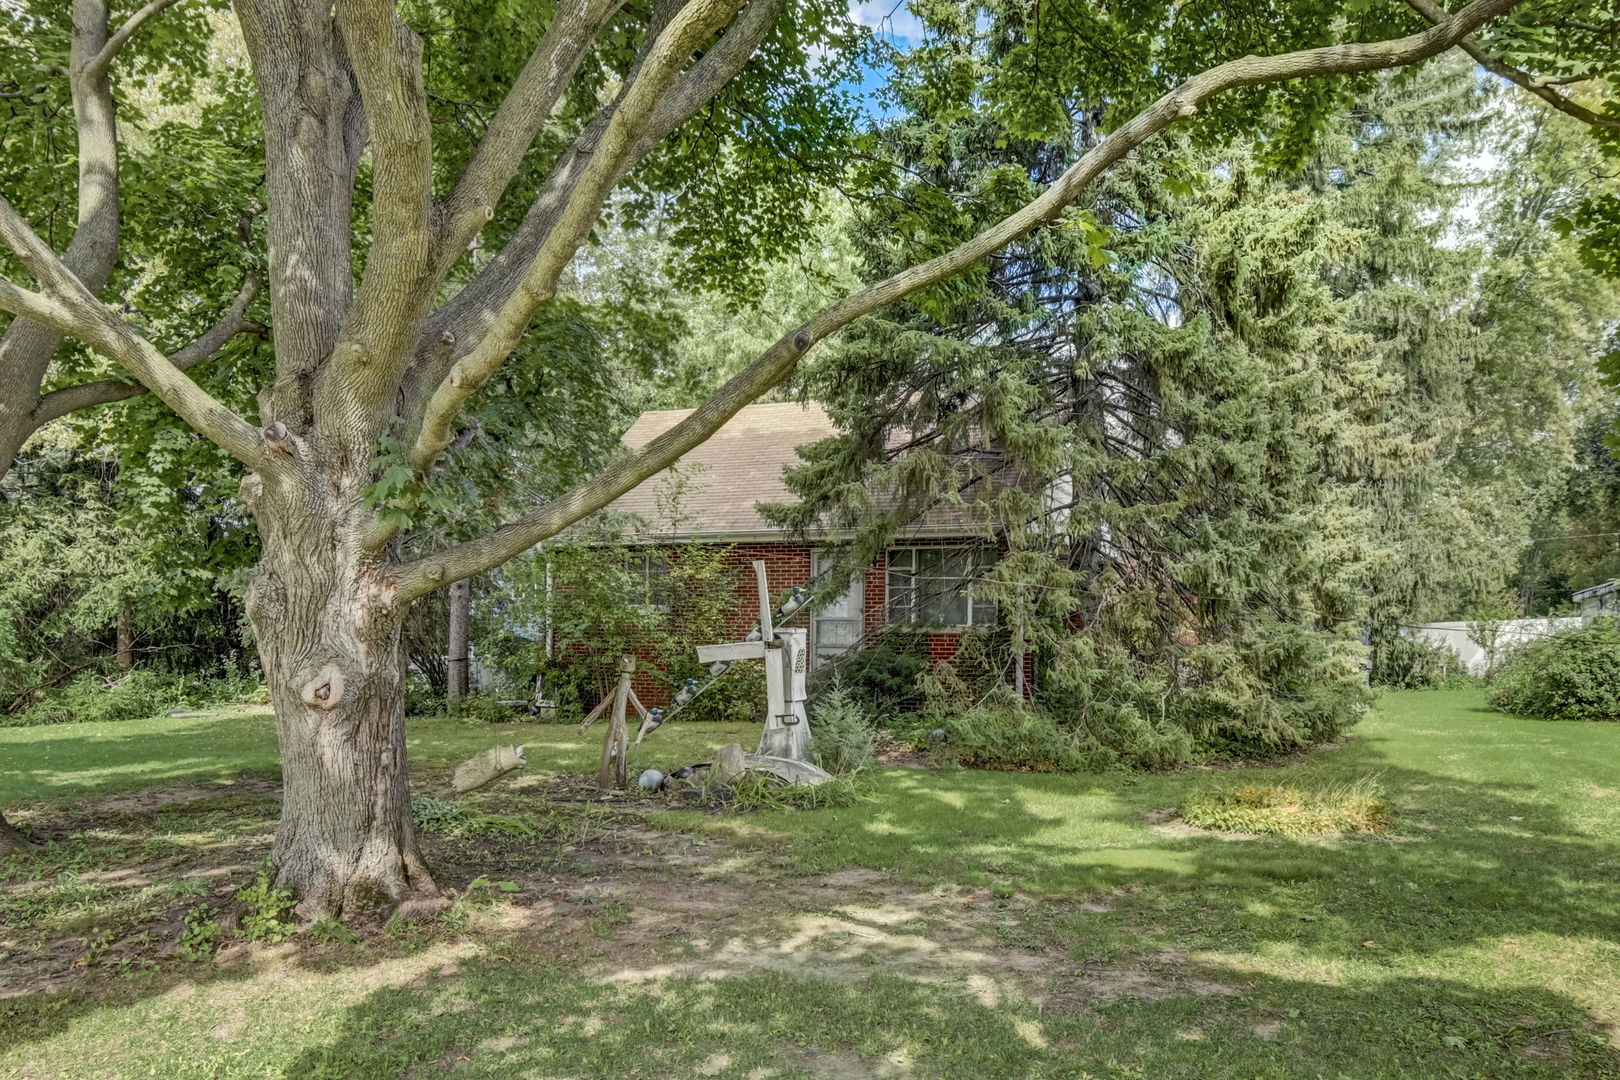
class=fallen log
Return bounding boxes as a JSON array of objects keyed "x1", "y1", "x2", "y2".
[{"x1": 452, "y1": 745, "x2": 527, "y2": 793}]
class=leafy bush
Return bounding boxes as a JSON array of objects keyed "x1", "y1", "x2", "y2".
[
  {"x1": 924, "y1": 701, "x2": 1095, "y2": 773},
  {"x1": 1488, "y1": 619, "x2": 1620, "y2": 722},
  {"x1": 808, "y1": 687, "x2": 876, "y2": 774},
  {"x1": 680, "y1": 667, "x2": 767, "y2": 723},
  {"x1": 834, "y1": 634, "x2": 929, "y2": 720},
  {"x1": 454, "y1": 693, "x2": 524, "y2": 724},
  {"x1": 1373, "y1": 634, "x2": 1469, "y2": 690},
  {"x1": 7, "y1": 670, "x2": 187, "y2": 727},
  {"x1": 1179, "y1": 778, "x2": 1393, "y2": 837},
  {"x1": 4, "y1": 665, "x2": 268, "y2": 727}
]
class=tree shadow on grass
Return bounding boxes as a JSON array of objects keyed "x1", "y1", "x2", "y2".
[{"x1": 272, "y1": 953, "x2": 1620, "y2": 1079}]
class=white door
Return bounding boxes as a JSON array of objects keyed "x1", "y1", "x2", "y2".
[{"x1": 810, "y1": 551, "x2": 864, "y2": 669}]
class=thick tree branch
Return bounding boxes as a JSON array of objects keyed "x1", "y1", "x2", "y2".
[
  {"x1": 31, "y1": 274, "x2": 263, "y2": 426},
  {"x1": 395, "y1": 0, "x2": 783, "y2": 456},
  {"x1": 1403, "y1": 0, "x2": 1620, "y2": 131},
  {"x1": 405, "y1": 0, "x2": 747, "y2": 473},
  {"x1": 437, "y1": 0, "x2": 624, "y2": 270},
  {"x1": 233, "y1": 0, "x2": 364, "y2": 410},
  {"x1": 87, "y1": 0, "x2": 188, "y2": 79},
  {"x1": 300, "y1": 0, "x2": 444, "y2": 461},
  {"x1": 424, "y1": 0, "x2": 785, "y2": 353},
  {"x1": 390, "y1": 0, "x2": 1531, "y2": 601},
  {"x1": 0, "y1": 1, "x2": 125, "y2": 479},
  {"x1": 0, "y1": 198, "x2": 264, "y2": 465}
]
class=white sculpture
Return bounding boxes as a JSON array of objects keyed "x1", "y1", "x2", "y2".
[{"x1": 692, "y1": 560, "x2": 815, "y2": 764}]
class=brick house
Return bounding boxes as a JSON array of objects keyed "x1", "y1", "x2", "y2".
[{"x1": 570, "y1": 400, "x2": 1013, "y2": 707}]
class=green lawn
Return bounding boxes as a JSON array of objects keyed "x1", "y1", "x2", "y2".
[
  {"x1": 0, "y1": 706, "x2": 756, "y2": 801},
  {"x1": 3, "y1": 690, "x2": 1619, "y2": 1079}
]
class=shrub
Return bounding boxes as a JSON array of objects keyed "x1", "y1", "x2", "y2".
[
  {"x1": 1179, "y1": 778, "x2": 1393, "y2": 837},
  {"x1": 3, "y1": 663, "x2": 269, "y2": 728},
  {"x1": 1373, "y1": 634, "x2": 1469, "y2": 690},
  {"x1": 925, "y1": 701, "x2": 1095, "y2": 773},
  {"x1": 454, "y1": 692, "x2": 523, "y2": 724},
  {"x1": 7, "y1": 669, "x2": 187, "y2": 727},
  {"x1": 1488, "y1": 619, "x2": 1620, "y2": 722},
  {"x1": 808, "y1": 687, "x2": 876, "y2": 774},
  {"x1": 834, "y1": 634, "x2": 929, "y2": 720}
]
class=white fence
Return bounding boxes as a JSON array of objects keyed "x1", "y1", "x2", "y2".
[{"x1": 1404, "y1": 618, "x2": 1586, "y2": 676}]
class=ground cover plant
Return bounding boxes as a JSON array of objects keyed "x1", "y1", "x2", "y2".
[
  {"x1": 1178, "y1": 778, "x2": 1394, "y2": 838},
  {"x1": 2, "y1": 688, "x2": 1619, "y2": 1078}
]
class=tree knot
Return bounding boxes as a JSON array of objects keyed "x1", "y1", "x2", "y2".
[{"x1": 300, "y1": 663, "x2": 347, "y2": 711}]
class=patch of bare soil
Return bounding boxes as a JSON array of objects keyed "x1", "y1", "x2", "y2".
[
  {"x1": 2, "y1": 774, "x2": 1240, "y2": 1017},
  {"x1": 79, "y1": 777, "x2": 282, "y2": 816},
  {"x1": 474, "y1": 819, "x2": 1239, "y2": 1014}
]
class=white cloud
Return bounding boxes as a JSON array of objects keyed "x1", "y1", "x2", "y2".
[{"x1": 849, "y1": 0, "x2": 925, "y2": 42}]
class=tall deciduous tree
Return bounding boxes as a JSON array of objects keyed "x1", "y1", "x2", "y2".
[{"x1": 0, "y1": 0, "x2": 1588, "y2": 921}]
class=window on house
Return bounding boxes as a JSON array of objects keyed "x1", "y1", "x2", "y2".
[
  {"x1": 886, "y1": 546, "x2": 996, "y2": 628},
  {"x1": 640, "y1": 551, "x2": 671, "y2": 613}
]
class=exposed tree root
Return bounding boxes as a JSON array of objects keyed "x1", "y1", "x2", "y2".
[{"x1": 0, "y1": 810, "x2": 43, "y2": 852}]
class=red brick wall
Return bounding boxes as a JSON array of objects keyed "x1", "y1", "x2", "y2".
[{"x1": 559, "y1": 537, "x2": 1025, "y2": 707}]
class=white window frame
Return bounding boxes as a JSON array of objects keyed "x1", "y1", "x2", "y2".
[{"x1": 885, "y1": 545, "x2": 996, "y2": 629}]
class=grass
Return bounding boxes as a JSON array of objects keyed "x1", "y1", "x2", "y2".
[
  {"x1": 2, "y1": 688, "x2": 1620, "y2": 1078},
  {"x1": 0, "y1": 704, "x2": 757, "y2": 802}
]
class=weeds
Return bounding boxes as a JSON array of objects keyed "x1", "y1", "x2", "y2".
[
  {"x1": 712, "y1": 772, "x2": 867, "y2": 812},
  {"x1": 1179, "y1": 776, "x2": 1394, "y2": 837},
  {"x1": 235, "y1": 866, "x2": 296, "y2": 942},
  {"x1": 178, "y1": 906, "x2": 223, "y2": 961}
]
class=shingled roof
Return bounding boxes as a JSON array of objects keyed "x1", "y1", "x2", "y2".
[
  {"x1": 604, "y1": 401, "x2": 837, "y2": 538},
  {"x1": 602, "y1": 400, "x2": 1012, "y2": 540}
]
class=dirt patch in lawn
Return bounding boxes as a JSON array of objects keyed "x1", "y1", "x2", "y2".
[
  {"x1": 1143, "y1": 807, "x2": 1261, "y2": 841},
  {"x1": 1, "y1": 775, "x2": 1238, "y2": 1017}
]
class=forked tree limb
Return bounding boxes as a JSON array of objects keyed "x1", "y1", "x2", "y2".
[
  {"x1": 405, "y1": 0, "x2": 748, "y2": 476},
  {"x1": 87, "y1": 0, "x2": 189, "y2": 79},
  {"x1": 325, "y1": 0, "x2": 437, "y2": 427},
  {"x1": 395, "y1": 0, "x2": 787, "y2": 443},
  {"x1": 435, "y1": 0, "x2": 626, "y2": 272},
  {"x1": 30, "y1": 274, "x2": 264, "y2": 426},
  {"x1": 0, "y1": 0, "x2": 193, "y2": 478},
  {"x1": 389, "y1": 0, "x2": 1531, "y2": 602},
  {"x1": 1403, "y1": 0, "x2": 1620, "y2": 131},
  {"x1": 0, "y1": 197, "x2": 266, "y2": 466}
]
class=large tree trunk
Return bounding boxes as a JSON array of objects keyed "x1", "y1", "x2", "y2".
[{"x1": 241, "y1": 470, "x2": 445, "y2": 925}]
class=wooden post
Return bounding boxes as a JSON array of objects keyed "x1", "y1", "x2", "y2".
[
  {"x1": 447, "y1": 578, "x2": 470, "y2": 703},
  {"x1": 754, "y1": 560, "x2": 773, "y2": 643},
  {"x1": 116, "y1": 605, "x2": 134, "y2": 672},
  {"x1": 598, "y1": 655, "x2": 634, "y2": 791}
]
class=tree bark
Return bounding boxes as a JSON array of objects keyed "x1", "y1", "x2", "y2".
[
  {"x1": 240, "y1": 465, "x2": 444, "y2": 925},
  {"x1": 447, "y1": 577, "x2": 469, "y2": 703},
  {"x1": 0, "y1": 811, "x2": 40, "y2": 852},
  {"x1": 116, "y1": 605, "x2": 134, "y2": 672}
]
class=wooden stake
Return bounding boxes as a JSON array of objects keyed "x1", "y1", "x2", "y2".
[
  {"x1": 598, "y1": 655, "x2": 634, "y2": 791},
  {"x1": 577, "y1": 690, "x2": 614, "y2": 732}
]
